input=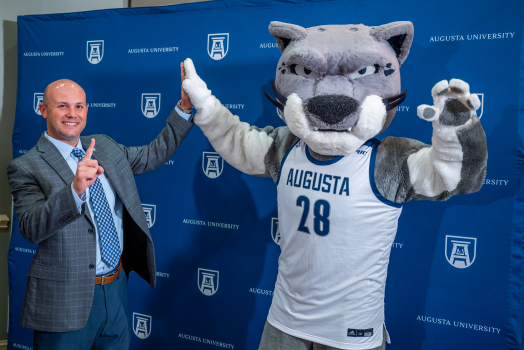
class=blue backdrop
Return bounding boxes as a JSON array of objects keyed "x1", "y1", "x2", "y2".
[{"x1": 7, "y1": 0, "x2": 524, "y2": 349}]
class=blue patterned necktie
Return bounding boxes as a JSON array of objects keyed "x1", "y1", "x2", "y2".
[{"x1": 71, "y1": 148, "x2": 120, "y2": 268}]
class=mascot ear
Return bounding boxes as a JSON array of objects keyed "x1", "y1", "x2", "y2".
[
  {"x1": 371, "y1": 21, "x2": 414, "y2": 65},
  {"x1": 269, "y1": 21, "x2": 308, "y2": 53}
]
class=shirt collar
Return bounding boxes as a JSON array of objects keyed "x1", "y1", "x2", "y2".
[{"x1": 44, "y1": 132, "x2": 84, "y2": 160}]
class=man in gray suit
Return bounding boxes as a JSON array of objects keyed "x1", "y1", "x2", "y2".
[{"x1": 7, "y1": 70, "x2": 193, "y2": 349}]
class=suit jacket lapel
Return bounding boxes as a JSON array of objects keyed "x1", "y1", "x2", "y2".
[
  {"x1": 36, "y1": 134, "x2": 75, "y2": 185},
  {"x1": 80, "y1": 136, "x2": 126, "y2": 206}
]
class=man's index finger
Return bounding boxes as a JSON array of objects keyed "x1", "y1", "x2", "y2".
[{"x1": 83, "y1": 138, "x2": 95, "y2": 160}]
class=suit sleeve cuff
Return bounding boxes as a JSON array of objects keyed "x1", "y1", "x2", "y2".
[
  {"x1": 175, "y1": 105, "x2": 193, "y2": 122},
  {"x1": 71, "y1": 183, "x2": 86, "y2": 212}
]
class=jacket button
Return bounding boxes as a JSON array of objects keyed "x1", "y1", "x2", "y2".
[
  {"x1": 89, "y1": 264, "x2": 95, "y2": 269},
  {"x1": 88, "y1": 228, "x2": 94, "y2": 234}
]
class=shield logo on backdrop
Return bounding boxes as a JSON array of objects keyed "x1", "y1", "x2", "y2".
[
  {"x1": 202, "y1": 152, "x2": 224, "y2": 178},
  {"x1": 34, "y1": 93, "x2": 44, "y2": 115},
  {"x1": 445, "y1": 235, "x2": 477, "y2": 269},
  {"x1": 198, "y1": 268, "x2": 219, "y2": 296},
  {"x1": 141, "y1": 93, "x2": 161, "y2": 118},
  {"x1": 271, "y1": 217, "x2": 281, "y2": 245},
  {"x1": 133, "y1": 313, "x2": 152, "y2": 339},
  {"x1": 473, "y1": 93, "x2": 484, "y2": 118},
  {"x1": 141, "y1": 204, "x2": 156, "y2": 228},
  {"x1": 207, "y1": 33, "x2": 229, "y2": 60},
  {"x1": 86, "y1": 40, "x2": 104, "y2": 64}
]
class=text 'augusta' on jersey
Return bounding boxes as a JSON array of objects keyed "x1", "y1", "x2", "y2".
[{"x1": 285, "y1": 168, "x2": 350, "y2": 196}]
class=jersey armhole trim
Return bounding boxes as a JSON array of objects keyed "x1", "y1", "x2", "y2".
[
  {"x1": 369, "y1": 138, "x2": 403, "y2": 208},
  {"x1": 276, "y1": 140, "x2": 301, "y2": 185}
]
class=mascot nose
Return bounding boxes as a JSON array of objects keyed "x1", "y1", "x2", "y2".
[{"x1": 307, "y1": 95, "x2": 359, "y2": 125}]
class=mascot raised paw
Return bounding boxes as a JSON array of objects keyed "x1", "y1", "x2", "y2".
[{"x1": 183, "y1": 20, "x2": 487, "y2": 350}]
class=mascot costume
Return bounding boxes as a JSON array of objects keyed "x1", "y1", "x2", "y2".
[{"x1": 182, "y1": 21, "x2": 488, "y2": 350}]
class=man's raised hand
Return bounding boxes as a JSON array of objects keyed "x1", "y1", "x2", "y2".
[
  {"x1": 180, "y1": 62, "x2": 192, "y2": 110},
  {"x1": 72, "y1": 138, "x2": 104, "y2": 197}
]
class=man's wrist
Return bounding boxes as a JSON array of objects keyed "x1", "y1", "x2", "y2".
[
  {"x1": 72, "y1": 182, "x2": 85, "y2": 198},
  {"x1": 71, "y1": 183, "x2": 86, "y2": 212},
  {"x1": 177, "y1": 100, "x2": 192, "y2": 114}
]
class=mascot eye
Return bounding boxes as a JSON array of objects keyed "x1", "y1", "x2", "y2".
[
  {"x1": 290, "y1": 64, "x2": 320, "y2": 79},
  {"x1": 350, "y1": 65, "x2": 378, "y2": 80}
]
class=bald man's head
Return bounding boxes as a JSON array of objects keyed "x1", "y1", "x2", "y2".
[
  {"x1": 43, "y1": 79, "x2": 86, "y2": 105},
  {"x1": 39, "y1": 79, "x2": 88, "y2": 147}
]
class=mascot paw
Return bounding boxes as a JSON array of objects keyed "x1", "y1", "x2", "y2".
[
  {"x1": 417, "y1": 79, "x2": 481, "y2": 128},
  {"x1": 182, "y1": 58, "x2": 213, "y2": 111}
]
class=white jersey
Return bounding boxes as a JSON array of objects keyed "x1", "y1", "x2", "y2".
[{"x1": 268, "y1": 139, "x2": 402, "y2": 350}]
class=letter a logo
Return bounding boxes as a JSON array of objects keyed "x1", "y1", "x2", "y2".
[
  {"x1": 445, "y1": 235, "x2": 477, "y2": 268},
  {"x1": 207, "y1": 33, "x2": 229, "y2": 60},
  {"x1": 133, "y1": 313, "x2": 152, "y2": 339},
  {"x1": 87, "y1": 40, "x2": 104, "y2": 64},
  {"x1": 141, "y1": 93, "x2": 161, "y2": 118},
  {"x1": 34, "y1": 93, "x2": 44, "y2": 115},
  {"x1": 202, "y1": 152, "x2": 224, "y2": 178},
  {"x1": 141, "y1": 204, "x2": 156, "y2": 228},
  {"x1": 198, "y1": 268, "x2": 219, "y2": 296}
]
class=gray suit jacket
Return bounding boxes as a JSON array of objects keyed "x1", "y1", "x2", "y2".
[{"x1": 7, "y1": 109, "x2": 192, "y2": 332}]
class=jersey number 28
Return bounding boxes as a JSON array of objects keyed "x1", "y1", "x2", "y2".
[{"x1": 296, "y1": 195, "x2": 330, "y2": 236}]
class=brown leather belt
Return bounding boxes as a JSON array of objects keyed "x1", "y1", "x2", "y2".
[{"x1": 95, "y1": 260, "x2": 123, "y2": 285}]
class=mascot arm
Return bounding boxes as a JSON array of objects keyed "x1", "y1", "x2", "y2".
[
  {"x1": 196, "y1": 97, "x2": 275, "y2": 176},
  {"x1": 375, "y1": 79, "x2": 487, "y2": 203},
  {"x1": 198, "y1": 98, "x2": 299, "y2": 180},
  {"x1": 182, "y1": 58, "x2": 299, "y2": 181}
]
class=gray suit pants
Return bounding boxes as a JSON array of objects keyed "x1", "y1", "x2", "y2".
[{"x1": 259, "y1": 321, "x2": 387, "y2": 350}]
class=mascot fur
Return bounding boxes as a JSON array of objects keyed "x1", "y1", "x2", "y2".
[{"x1": 183, "y1": 21, "x2": 487, "y2": 350}]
